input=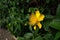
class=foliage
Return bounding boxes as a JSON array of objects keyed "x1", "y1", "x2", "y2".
[{"x1": 0, "y1": 0, "x2": 60, "y2": 40}]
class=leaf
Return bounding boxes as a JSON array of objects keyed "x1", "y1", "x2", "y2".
[
  {"x1": 43, "y1": 21, "x2": 50, "y2": 31},
  {"x1": 24, "y1": 33, "x2": 33, "y2": 40},
  {"x1": 43, "y1": 15, "x2": 54, "y2": 31},
  {"x1": 28, "y1": 8, "x2": 37, "y2": 13},
  {"x1": 45, "y1": 15, "x2": 54, "y2": 19},
  {"x1": 29, "y1": 26, "x2": 34, "y2": 33},
  {"x1": 46, "y1": 0, "x2": 50, "y2": 4},
  {"x1": 43, "y1": 33, "x2": 53, "y2": 40},
  {"x1": 49, "y1": 19, "x2": 60, "y2": 30},
  {"x1": 26, "y1": 0, "x2": 30, "y2": 3},
  {"x1": 56, "y1": 4, "x2": 60, "y2": 18},
  {"x1": 33, "y1": 28, "x2": 39, "y2": 37},
  {"x1": 17, "y1": 37, "x2": 25, "y2": 40},
  {"x1": 33, "y1": 36, "x2": 43, "y2": 40},
  {"x1": 54, "y1": 32, "x2": 60, "y2": 40}
]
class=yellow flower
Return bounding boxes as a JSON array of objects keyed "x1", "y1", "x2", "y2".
[
  {"x1": 29, "y1": 13, "x2": 37, "y2": 26},
  {"x1": 29, "y1": 10, "x2": 45, "y2": 30}
]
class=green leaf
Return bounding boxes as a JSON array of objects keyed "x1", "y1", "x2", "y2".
[
  {"x1": 49, "y1": 19, "x2": 60, "y2": 30},
  {"x1": 43, "y1": 21, "x2": 50, "y2": 31},
  {"x1": 46, "y1": 0, "x2": 50, "y2": 4},
  {"x1": 26, "y1": 0, "x2": 30, "y2": 3},
  {"x1": 43, "y1": 15, "x2": 54, "y2": 31},
  {"x1": 33, "y1": 36, "x2": 43, "y2": 40},
  {"x1": 54, "y1": 32, "x2": 60, "y2": 40},
  {"x1": 43, "y1": 33, "x2": 53, "y2": 40},
  {"x1": 56, "y1": 4, "x2": 60, "y2": 18},
  {"x1": 45, "y1": 15, "x2": 54, "y2": 19},
  {"x1": 33, "y1": 28, "x2": 39, "y2": 37},
  {"x1": 28, "y1": 8, "x2": 37, "y2": 13},
  {"x1": 17, "y1": 37, "x2": 25, "y2": 40},
  {"x1": 29, "y1": 26, "x2": 34, "y2": 33},
  {"x1": 24, "y1": 33, "x2": 33, "y2": 40}
]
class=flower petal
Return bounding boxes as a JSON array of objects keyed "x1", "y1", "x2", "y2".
[
  {"x1": 35, "y1": 10, "x2": 40, "y2": 18},
  {"x1": 34, "y1": 25, "x2": 37, "y2": 30},
  {"x1": 38, "y1": 14, "x2": 45, "y2": 21},
  {"x1": 29, "y1": 13, "x2": 37, "y2": 26},
  {"x1": 37, "y1": 22, "x2": 42, "y2": 29}
]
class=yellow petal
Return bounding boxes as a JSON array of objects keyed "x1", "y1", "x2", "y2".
[
  {"x1": 34, "y1": 25, "x2": 36, "y2": 30},
  {"x1": 38, "y1": 14, "x2": 45, "y2": 21},
  {"x1": 37, "y1": 22, "x2": 42, "y2": 29},
  {"x1": 35, "y1": 10, "x2": 40, "y2": 18},
  {"x1": 29, "y1": 13, "x2": 37, "y2": 26}
]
